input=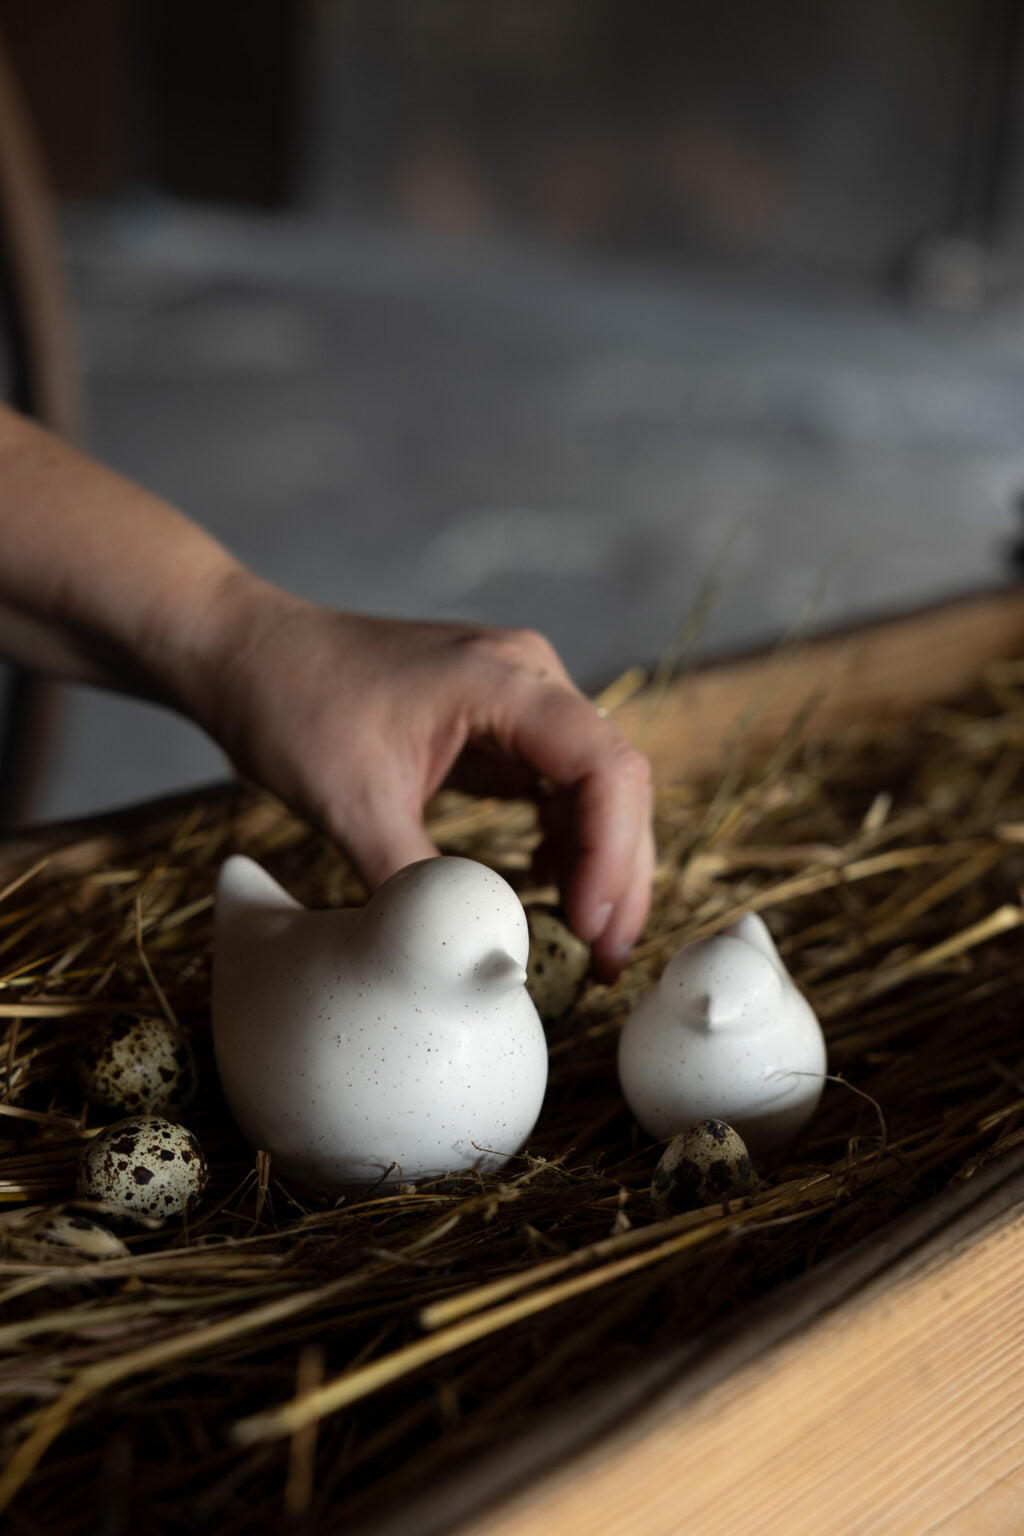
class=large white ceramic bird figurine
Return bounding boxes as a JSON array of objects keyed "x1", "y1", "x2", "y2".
[
  {"x1": 617, "y1": 913, "x2": 827, "y2": 1153},
  {"x1": 212, "y1": 855, "x2": 548, "y2": 1192}
]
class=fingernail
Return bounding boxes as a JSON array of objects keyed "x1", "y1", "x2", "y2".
[
  {"x1": 589, "y1": 902, "x2": 613, "y2": 942},
  {"x1": 593, "y1": 937, "x2": 632, "y2": 983}
]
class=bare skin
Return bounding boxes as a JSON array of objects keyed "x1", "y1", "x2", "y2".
[{"x1": 0, "y1": 404, "x2": 654, "y2": 977}]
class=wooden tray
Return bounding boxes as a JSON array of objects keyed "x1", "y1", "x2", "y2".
[{"x1": 6, "y1": 584, "x2": 1024, "y2": 1536}]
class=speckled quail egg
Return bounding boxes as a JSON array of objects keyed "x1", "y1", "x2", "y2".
[
  {"x1": 651, "y1": 1119, "x2": 757, "y2": 1218},
  {"x1": 75, "y1": 1011, "x2": 197, "y2": 1116},
  {"x1": 525, "y1": 906, "x2": 590, "y2": 1021},
  {"x1": 75, "y1": 1115, "x2": 208, "y2": 1223},
  {"x1": 4, "y1": 1210, "x2": 129, "y2": 1262}
]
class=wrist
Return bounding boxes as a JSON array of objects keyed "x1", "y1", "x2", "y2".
[
  {"x1": 142, "y1": 554, "x2": 263, "y2": 722},
  {"x1": 161, "y1": 564, "x2": 323, "y2": 746}
]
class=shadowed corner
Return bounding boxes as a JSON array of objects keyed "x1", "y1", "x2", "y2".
[{"x1": 0, "y1": 30, "x2": 82, "y2": 833}]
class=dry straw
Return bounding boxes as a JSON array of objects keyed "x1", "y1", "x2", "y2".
[{"x1": 4, "y1": 662, "x2": 1024, "y2": 1531}]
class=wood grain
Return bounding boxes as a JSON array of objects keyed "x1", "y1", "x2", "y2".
[
  {"x1": 459, "y1": 1203, "x2": 1024, "y2": 1536},
  {"x1": 612, "y1": 586, "x2": 1024, "y2": 781}
]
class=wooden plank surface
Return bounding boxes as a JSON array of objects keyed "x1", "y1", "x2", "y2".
[
  {"x1": 931, "y1": 1471, "x2": 1024, "y2": 1536},
  {"x1": 347, "y1": 1147, "x2": 1024, "y2": 1536},
  {"x1": 611, "y1": 585, "x2": 1024, "y2": 781},
  {"x1": 456, "y1": 1185, "x2": 1024, "y2": 1536}
]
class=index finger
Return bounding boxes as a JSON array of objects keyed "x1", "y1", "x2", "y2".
[{"x1": 488, "y1": 680, "x2": 655, "y2": 974}]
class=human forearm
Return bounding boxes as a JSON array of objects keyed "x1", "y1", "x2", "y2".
[
  {"x1": 0, "y1": 402, "x2": 654, "y2": 974},
  {"x1": 0, "y1": 403, "x2": 240, "y2": 706}
]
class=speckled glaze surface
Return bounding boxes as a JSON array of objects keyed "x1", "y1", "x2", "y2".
[
  {"x1": 212, "y1": 855, "x2": 549, "y2": 1192},
  {"x1": 618, "y1": 913, "x2": 827, "y2": 1152}
]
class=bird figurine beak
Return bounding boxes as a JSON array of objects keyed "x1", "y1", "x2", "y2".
[
  {"x1": 692, "y1": 991, "x2": 715, "y2": 1031},
  {"x1": 474, "y1": 952, "x2": 529, "y2": 992}
]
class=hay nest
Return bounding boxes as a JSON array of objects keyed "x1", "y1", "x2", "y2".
[{"x1": 3, "y1": 662, "x2": 1024, "y2": 1533}]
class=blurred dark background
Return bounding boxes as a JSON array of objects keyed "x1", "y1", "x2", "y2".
[
  {"x1": 3, "y1": 0, "x2": 1024, "y2": 818},
  {"x1": 9, "y1": 0, "x2": 1024, "y2": 272}
]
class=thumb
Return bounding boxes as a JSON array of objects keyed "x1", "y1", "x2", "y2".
[{"x1": 324, "y1": 779, "x2": 440, "y2": 891}]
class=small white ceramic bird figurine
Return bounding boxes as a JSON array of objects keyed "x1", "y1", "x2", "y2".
[
  {"x1": 617, "y1": 913, "x2": 826, "y2": 1153},
  {"x1": 212, "y1": 855, "x2": 548, "y2": 1192}
]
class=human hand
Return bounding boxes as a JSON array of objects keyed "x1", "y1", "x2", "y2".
[{"x1": 184, "y1": 573, "x2": 654, "y2": 979}]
